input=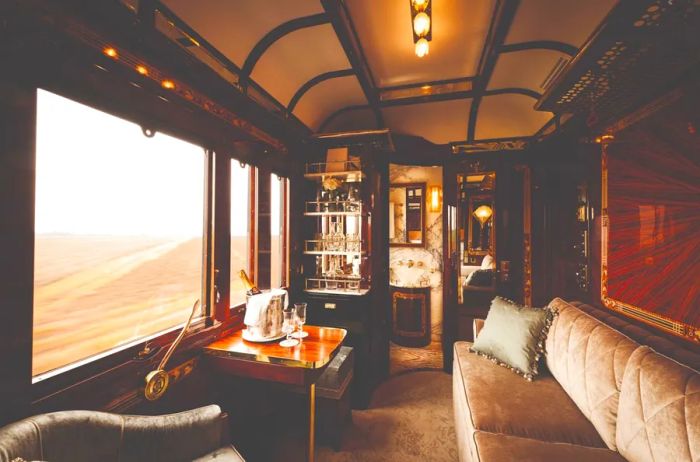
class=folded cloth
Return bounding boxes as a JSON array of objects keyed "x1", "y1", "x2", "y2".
[{"x1": 243, "y1": 288, "x2": 288, "y2": 326}]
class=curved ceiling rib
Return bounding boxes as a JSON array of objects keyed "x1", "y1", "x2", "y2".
[
  {"x1": 288, "y1": 68, "x2": 355, "y2": 113},
  {"x1": 499, "y1": 40, "x2": 577, "y2": 57},
  {"x1": 484, "y1": 87, "x2": 542, "y2": 100},
  {"x1": 468, "y1": 0, "x2": 520, "y2": 143},
  {"x1": 241, "y1": 13, "x2": 329, "y2": 77},
  {"x1": 319, "y1": 104, "x2": 372, "y2": 132}
]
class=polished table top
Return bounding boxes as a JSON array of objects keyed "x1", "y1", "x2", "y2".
[{"x1": 204, "y1": 325, "x2": 347, "y2": 369}]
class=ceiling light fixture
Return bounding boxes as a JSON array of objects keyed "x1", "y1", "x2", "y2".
[
  {"x1": 409, "y1": 0, "x2": 432, "y2": 58},
  {"x1": 415, "y1": 38, "x2": 430, "y2": 58},
  {"x1": 413, "y1": 12, "x2": 431, "y2": 36},
  {"x1": 411, "y1": 0, "x2": 429, "y2": 12}
]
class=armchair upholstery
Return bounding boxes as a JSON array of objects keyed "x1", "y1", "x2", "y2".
[{"x1": 0, "y1": 405, "x2": 244, "y2": 462}]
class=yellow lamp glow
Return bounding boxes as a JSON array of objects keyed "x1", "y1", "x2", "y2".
[
  {"x1": 411, "y1": 0, "x2": 429, "y2": 12},
  {"x1": 429, "y1": 185, "x2": 442, "y2": 213},
  {"x1": 413, "y1": 12, "x2": 431, "y2": 37},
  {"x1": 161, "y1": 79, "x2": 175, "y2": 90},
  {"x1": 103, "y1": 47, "x2": 118, "y2": 59},
  {"x1": 415, "y1": 38, "x2": 430, "y2": 58},
  {"x1": 136, "y1": 65, "x2": 149, "y2": 76},
  {"x1": 472, "y1": 205, "x2": 493, "y2": 227}
]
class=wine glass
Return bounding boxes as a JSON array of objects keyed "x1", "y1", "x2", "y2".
[
  {"x1": 279, "y1": 306, "x2": 299, "y2": 347},
  {"x1": 292, "y1": 303, "x2": 308, "y2": 339}
]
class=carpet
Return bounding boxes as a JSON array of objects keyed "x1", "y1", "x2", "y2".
[{"x1": 272, "y1": 370, "x2": 458, "y2": 462}]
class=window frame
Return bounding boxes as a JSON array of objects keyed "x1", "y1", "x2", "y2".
[{"x1": 31, "y1": 88, "x2": 212, "y2": 382}]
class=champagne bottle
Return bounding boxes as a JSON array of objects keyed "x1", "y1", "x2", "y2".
[{"x1": 239, "y1": 270, "x2": 262, "y2": 296}]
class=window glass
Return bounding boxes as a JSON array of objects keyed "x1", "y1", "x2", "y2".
[
  {"x1": 33, "y1": 89, "x2": 204, "y2": 378},
  {"x1": 271, "y1": 174, "x2": 287, "y2": 288},
  {"x1": 230, "y1": 162, "x2": 250, "y2": 306}
]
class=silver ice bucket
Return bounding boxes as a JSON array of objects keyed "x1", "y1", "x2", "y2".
[{"x1": 244, "y1": 289, "x2": 286, "y2": 339}]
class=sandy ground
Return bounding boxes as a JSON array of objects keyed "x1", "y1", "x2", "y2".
[{"x1": 32, "y1": 234, "x2": 251, "y2": 376}]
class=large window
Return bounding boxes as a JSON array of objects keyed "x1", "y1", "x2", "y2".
[
  {"x1": 230, "y1": 161, "x2": 251, "y2": 307},
  {"x1": 33, "y1": 89, "x2": 205, "y2": 378},
  {"x1": 271, "y1": 173, "x2": 288, "y2": 288}
]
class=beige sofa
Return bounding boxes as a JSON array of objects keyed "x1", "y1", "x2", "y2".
[{"x1": 453, "y1": 298, "x2": 700, "y2": 462}]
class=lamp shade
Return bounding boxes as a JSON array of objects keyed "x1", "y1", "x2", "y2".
[
  {"x1": 429, "y1": 185, "x2": 442, "y2": 213},
  {"x1": 413, "y1": 12, "x2": 431, "y2": 37},
  {"x1": 415, "y1": 38, "x2": 430, "y2": 57},
  {"x1": 473, "y1": 205, "x2": 493, "y2": 225}
]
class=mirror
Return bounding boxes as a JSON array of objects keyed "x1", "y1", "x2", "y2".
[
  {"x1": 389, "y1": 183, "x2": 425, "y2": 247},
  {"x1": 458, "y1": 172, "x2": 496, "y2": 293}
]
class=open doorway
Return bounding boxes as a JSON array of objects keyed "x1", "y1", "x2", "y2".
[{"x1": 388, "y1": 164, "x2": 444, "y2": 375}]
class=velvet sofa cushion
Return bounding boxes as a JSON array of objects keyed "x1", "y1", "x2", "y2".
[
  {"x1": 470, "y1": 297, "x2": 556, "y2": 380},
  {"x1": 454, "y1": 341, "x2": 607, "y2": 449},
  {"x1": 472, "y1": 431, "x2": 626, "y2": 462},
  {"x1": 616, "y1": 346, "x2": 700, "y2": 462},
  {"x1": 545, "y1": 298, "x2": 639, "y2": 450}
]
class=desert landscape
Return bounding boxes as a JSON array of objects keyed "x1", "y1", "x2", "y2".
[{"x1": 33, "y1": 234, "x2": 250, "y2": 376}]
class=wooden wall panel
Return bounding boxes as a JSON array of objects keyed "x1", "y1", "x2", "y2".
[{"x1": 0, "y1": 80, "x2": 35, "y2": 425}]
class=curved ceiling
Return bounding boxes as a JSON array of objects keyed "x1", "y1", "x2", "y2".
[
  {"x1": 293, "y1": 75, "x2": 367, "y2": 130},
  {"x1": 159, "y1": 0, "x2": 619, "y2": 148},
  {"x1": 345, "y1": 0, "x2": 496, "y2": 87},
  {"x1": 251, "y1": 24, "x2": 350, "y2": 107},
  {"x1": 162, "y1": 0, "x2": 324, "y2": 67}
]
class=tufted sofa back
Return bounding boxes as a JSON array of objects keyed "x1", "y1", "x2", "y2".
[
  {"x1": 0, "y1": 405, "x2": 228, "y2": 462},
  {"x1": 545, "y1": 298, "x2": 639, "y2": 450},
  {"x1": 616, "y1": 346, "x2": 700, "y2": 462},
  {"x1": 545, "y1": 299, "x2": 700, "y2": 461}
]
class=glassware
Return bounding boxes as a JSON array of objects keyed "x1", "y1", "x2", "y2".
[
  {"x1": 292, "y1": 303, "x2": 308, "y2": 339},
  {"x1": 279, "y1": 306, "x2": 299, "y2": 347}
]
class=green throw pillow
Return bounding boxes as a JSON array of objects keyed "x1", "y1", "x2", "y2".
[{"x1": 470, "y1": 296, "x2": 557, "y2": 381}]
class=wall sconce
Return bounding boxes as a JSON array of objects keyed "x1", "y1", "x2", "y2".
[
  {"x1": 409, "y1": 0, "x2": 432, "y2": 58},
  {"x1": 429, "y1": 185, "x2": 442, "y2": 213}
]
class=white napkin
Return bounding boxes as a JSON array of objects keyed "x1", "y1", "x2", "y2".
[{"x1": 244, "y1": 288, "x2": 288, "y2": 326}]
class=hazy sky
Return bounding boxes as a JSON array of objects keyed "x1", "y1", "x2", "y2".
[{"x1": 36, "y1": 89, "x2": 257, "y2": 237}]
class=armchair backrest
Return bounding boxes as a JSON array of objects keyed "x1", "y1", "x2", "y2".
[{"x1": 0, "y1": 405, "x2": 226, "y2": 462}]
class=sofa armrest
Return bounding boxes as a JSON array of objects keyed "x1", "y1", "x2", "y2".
[
  {"x1": 473, "y1": 318, "x2": 485, "y2": 339},
  {"x1": 121, "y1": 405, "x2": 230, "y2": 460}
]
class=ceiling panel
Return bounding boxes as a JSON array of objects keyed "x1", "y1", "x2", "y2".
[
  {"x1": 321, "y1": 107, "x2": 378, "y2": 133},
  {"x1": 293, "y1": 75, "x2": 368, "y2": 130},
  {"x1": 488, "y1": 49, "x2": 569, "y2": 93},
  {"x1": 346, "y1": 0, "x2": 496, "y2": 88},
  {"x1": 475, "y1": 94, "x2": 552, "y2": 139},
  {"x1": 251, "y1": 24, "x2": 351, "y2": 108},
  {"x1": 162, "y1": 0, "x2": 323, "y2": 67},
  {"x1": 251, "y1": 24, "x2": 350, "y2": 106},
  {"x1": 505, "y1": 0, "x2": 617, "y2": 48},
  {"x1": 382, "y1": 99, "x2": 472, "y2": 144}
]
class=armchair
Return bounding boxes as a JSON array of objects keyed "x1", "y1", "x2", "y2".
[{"x1": 0, "y1": 405, "x2": 244, "y2": 462}]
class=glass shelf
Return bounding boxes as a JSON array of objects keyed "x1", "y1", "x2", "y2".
[
  {"x1": 305, "y1": 276, "x2": 367, "y2": 295},
  {"x1": 305, "y1": 200, "x2": 364, "y2": 215},
  {"x1": 305, "y1": 239, "x2": 362, "y2": 254},
  {"x1": 304, "y1": 160, "x2": 364, "y2": 182}
]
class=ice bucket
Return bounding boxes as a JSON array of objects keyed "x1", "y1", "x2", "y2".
[{"x1": 244, "y1": 289, "x2": 286, "y2": 339}]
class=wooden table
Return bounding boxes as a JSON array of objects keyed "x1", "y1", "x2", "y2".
[{"x1": 204, "y1": 325, "x2": 347, "y2": 462}]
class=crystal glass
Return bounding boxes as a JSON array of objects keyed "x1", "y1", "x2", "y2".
[
  {"x1": 292, "y1": 303, "x2": 308, "y2": 339},
  {"x1": 279, "y1": 306, "x2": 299, "y2": 347}
]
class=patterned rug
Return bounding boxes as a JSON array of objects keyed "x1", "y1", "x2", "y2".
[
  {"x1": 272, "y1": 370, "x2": 458, "y2": 462},
  {"x1": 389, "y1": 341, "x2": 444, "y2": 376}
]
